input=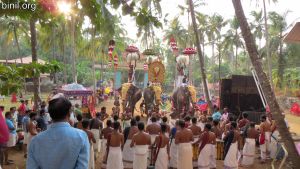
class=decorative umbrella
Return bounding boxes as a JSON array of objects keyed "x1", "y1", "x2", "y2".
[
  {"x1": 183, "y1": 47, "x2": 197, "y2": 55},
  {"x1": 58, "y1": 83, "x2": 93, "y2": 96}
]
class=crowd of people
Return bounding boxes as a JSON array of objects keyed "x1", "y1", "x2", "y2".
[{"x1": 0, "y1": 93, "x2": 282, "y2": 169}]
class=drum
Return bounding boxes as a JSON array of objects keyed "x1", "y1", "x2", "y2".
[
  {"x1": 216, "y1": 140, "x2": 224, "y2": 160},
  {"x1": 192, "y1": 143, "x2": 199, "y2": 161}
]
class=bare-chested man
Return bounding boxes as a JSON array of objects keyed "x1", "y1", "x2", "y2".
[
  {"x1": 224, "y1": 122, "x2": 240, "y2": 169},
  {"x1": 238, "y1": 112, "x2": 250, "y2": 129},
  {"x1": 100, "y1": 107, "x2": 109, "y2": 121},
  {"x1": 189, "y1": 117, "x2": 202, "y2": 162},
  {"x1": 241, "y1": 122, "x2": 259, "y2": 167},
  {"x1": 101, "y1": 120, "x2": 113, "y2": 162},
  {"x1": 146, "y1": 116, "x2": 161, "y2": 145},
  {"x1": 211, "y1": 120, "x2": 222, "y2": 139},
  {"x1": 194, "y1": 123, "x2": 216, "y2": 169},
  {"x1": 153, "y1": 124, "x2": 170, "y2": 169},
  {"x1": 82, "y1": 119, "x2": 96, "y2": 169},
  {"x1": 189, "y1": 117, "x2": 202, "y2": 136},
  {"x1": 106, "y1": 121, "x2": 124, "y2": 169},
  {"x1": 259, "y1": 115, "x2": 272, "y2": 163},
  {"x1": 90, "y1": 112, "x2": 103, "y2": 153},
  {"x1": 130, "y1": 122, "x2": 151, "y2": 169},
  {"x1": 175, "y1": 119, "x2": 193, "y2": 169},
  {"x1": 123, "y1": 119, "x2": 139, "y2": 162},
  {"x1": 161, "y1": 116, "x2": 171, "y2": 134},
  {"x1": 221, "y1": 116, "x2": 234, "y2": 139}
]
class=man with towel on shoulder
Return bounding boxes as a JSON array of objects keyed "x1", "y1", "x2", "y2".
[
  {"x1": 131, "y1": 122, "x2": 151, "y2": 169},
  {"x1": 106, "y1": 121, "x2": 124, "y2": 169},
  {"x1": 175, "y1": 119, "x2": 193, "y2": 169},
  {"x1": 123, "y1": 118, "x2": 138, "y2": 163}
]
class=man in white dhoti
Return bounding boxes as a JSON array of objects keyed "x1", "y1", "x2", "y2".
[
  {"x1": 123, "y1": 119, "x2": 138, "y2": 162},
  {"x1": 100, "y1": 120, "x2": 113, "y2": 162},
  {"x1": 193, "y1": 123, "x2": 216, "y2": 169},
  {"x1": 224, "y1": 122, "x2": 240, "y2": 169},
  {"x1": 154, "y1": 124, "x2": 170, "y2": 169},
  {"x1": 131, "y1": 122, "x2": 151, "y2": 169},
  {"x1": 175, "y1": 120, "x2": 193, "y2": 169},
  {"x1": 107, "y1": 121, "x2": 124, "y2": 169},
  {"x1": 90, "y1": 113, "x2": 103, "y2": 153},
  {"x1": 259, "y1": 115, "x2": 272, "y2": 163},
  {"x1": 169, "y1": 120, "x2": 179, "y2": 168},
  {"x1": 241, "y1": 122, "x2": 258, "y2": 167}
]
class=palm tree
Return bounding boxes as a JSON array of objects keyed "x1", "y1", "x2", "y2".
[
  {"x1": 268, "y1": 11, "x2": 288, "y2": 89},
  {"x1": 250, "y1": 10, "x2": 264, "y2": 49},
  {"x1": 188, "y1": 0, "x2": 213, "y2": 112},
  {"x1": 196, "y1": 12, "x2": 209, "y2": 58},
  {"x1": 232, "y1": 0, "x2": 300, "y2": 167},
  {"x1": 164, "y1": 17, "x2": 188, "y2": 49},
  {"x1": 206, "y1": 14, "x2": 227, "y2": 64},
  {"x1": 0, "y1": 17, "x2": 29, "y2": 63},
  {"x1": 223, "y1": 16, "x2": 244, "y2": 70}
]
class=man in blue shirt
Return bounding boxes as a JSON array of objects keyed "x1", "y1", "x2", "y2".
[
  {"x1": 212, "y1": 108, "x2": 222, "y2": 121},
  {"x1": 27, "y1": 96, "x2": 90, "y2": 169}
]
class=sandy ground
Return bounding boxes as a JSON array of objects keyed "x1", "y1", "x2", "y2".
[{"x1": 2, "y1": 99, "x2": 299, "y2": 169}]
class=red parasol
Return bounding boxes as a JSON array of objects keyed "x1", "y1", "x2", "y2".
[{"x1": 183, "y1": 47, "x2": 197, "y2": 55}]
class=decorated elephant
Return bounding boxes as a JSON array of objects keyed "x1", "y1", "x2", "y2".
[
  {"x1": 118, "y1": 83, "x2": 142, "y2": 117},
  {"x1": 172, "y1": 85, "x2": 197, "y2": 117},
  {"x1": 143, "y1": 87, "x2": 159, "y2": 117}
]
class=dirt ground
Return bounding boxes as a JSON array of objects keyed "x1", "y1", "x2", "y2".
[{"x1": 2, "y1": 99, "x2": 299, "y2": 169}]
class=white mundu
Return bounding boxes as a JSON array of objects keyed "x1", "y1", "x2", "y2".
[
  {"x1": 224, "y1": 142, "x2": 238, "y2": 169},
  {"x1": 91, "y1": 129, "x2": 100, "y2": 153},
  {"x1": 198, "y1": 144, "x2": 212, "y2": 169},
  {"x1": 88, "y1": 144, "x2": 94, "y2": 169},
  {"x1": 123, "y1": 139, "x2": 134, "y2": 162},
  {"x1": 241, "y1": 138, "x2": 256, "y2": 166},
  {"x1": 260, "y1": 131, "x2": 271, "y2": 160},
  {"x1": 133, "y1": 145, "x2": 148, "y2": 169},
  {"x1": 155, "y1": 146, "x2": 168, "y2": 169},
  {"x1": 177, "y1": 143, "x2": 193, "y2": 169},
  {"x1": 107, "y1": 147, "x2": 124, "y2": 169},
  {"x1": 169, "y1": 140, "x2": 178, "y2": 168}
]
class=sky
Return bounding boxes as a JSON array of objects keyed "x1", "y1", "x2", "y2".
[{"x1": 120, "y1": 0, "x2": 300, "y2": 46}]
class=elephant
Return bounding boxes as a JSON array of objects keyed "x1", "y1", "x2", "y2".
[
  {"x1": 171, "y1": 86, "x2": 195, "y2": 118},
  {"x1": 143, "y1": 87, "x2": 160, "y2": 117},
  {"x1": 118, "y1": 84, "x2": 142, "y2": 117}
]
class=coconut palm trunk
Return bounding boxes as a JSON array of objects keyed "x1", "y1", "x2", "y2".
[
  {"x1": 263, "y1": 0, "x2": 273, "y2": 88},
  {"x1": 30, "y1": 18, "x2": 40, "y2": 109},
  {"x1": 232, "y1": 0, "x2": 300, "y2": 167},
  {"x1": 188, "y1": 0, "x2": 213, "y2": 112}
]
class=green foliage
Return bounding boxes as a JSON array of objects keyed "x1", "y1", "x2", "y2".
[{"x1": 0, "y1": 61, "x2": 61, "y2": 95}]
